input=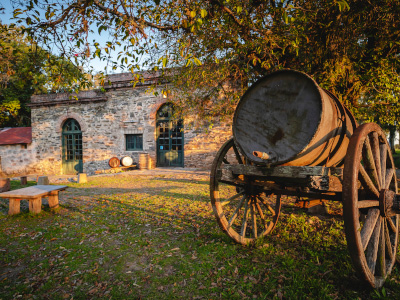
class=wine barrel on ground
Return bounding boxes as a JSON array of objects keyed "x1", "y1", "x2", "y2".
[
  {"x1": 108, "y1": 157, "x2": 120, "y2": 168},
  {"x1": 138, "y1": 153, "x2": 151, "y2": 170},
  {"x1": 120, "y1": 156, "x2": 133, "y2": 167}
]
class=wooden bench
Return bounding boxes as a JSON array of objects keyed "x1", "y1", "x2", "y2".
[{"x1": 0, "y1": 185, "x2": 68, "y2": 215}]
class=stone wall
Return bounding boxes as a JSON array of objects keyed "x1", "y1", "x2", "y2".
[
  {"x1": 1, "y1": 72, "x2": 233, "y2": 176},
  {"x1": 184, "y1": 121, "x2": 232, "y2": 168},
  {"x1": 29, "y1": 86, "x2": 166, "y2": 175},
  {"x1": 0, "y1": 144, "x2": 34, "y2": 176}
]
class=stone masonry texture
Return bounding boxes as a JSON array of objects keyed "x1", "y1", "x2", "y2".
[{"x1": 0, "y1": 73, "x2": 232, "y2": 176}]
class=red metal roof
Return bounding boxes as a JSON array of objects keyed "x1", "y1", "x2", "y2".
[{"x1": 0, "y1": 127, "x2": 32, "y2": 145}]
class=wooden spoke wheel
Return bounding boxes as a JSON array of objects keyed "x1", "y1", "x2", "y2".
[
  {"x1": 343, "y1": 123, "x2": 399, "y2": 288},
  {"x1": 210, "y1": 138, "x2": 281, "y2": 245}
]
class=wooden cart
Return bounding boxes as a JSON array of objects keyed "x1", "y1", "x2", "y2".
[{"x1": 209, "y1": 70, "x2": 399, "y2": 288}]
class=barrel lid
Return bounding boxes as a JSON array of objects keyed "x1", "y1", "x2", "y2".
[
  {"x1": 121, "y1": 156, "x2": 133, "y2": 166},
  {"x1": 233, "y1": 70, "x2": 323, "y2": 165}
]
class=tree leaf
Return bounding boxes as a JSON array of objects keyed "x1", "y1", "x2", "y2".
[
  {"x1": 193, "y1": 57, "x2": 202, "y2": 66},
  {"x1": 283, "y1": 12, "x2": 289, "y2": 24}
]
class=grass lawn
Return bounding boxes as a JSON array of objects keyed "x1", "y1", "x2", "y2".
[{"x1": 1, "y1": 173, "x2": 400, "y2": 299}]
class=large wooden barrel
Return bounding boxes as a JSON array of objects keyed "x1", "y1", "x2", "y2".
[
  {"x1": 138, "y1": 153, "x2": 150, "y2": 170},
  {"x1": 120, "y1": 156, "x2": 133, "y2": 167},
  {"x1": 233, "y1": 70, "x2": 357, "y2": 167}
]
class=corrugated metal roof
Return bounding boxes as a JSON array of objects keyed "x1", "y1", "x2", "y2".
[{"x1": 0, "y1": 127, "x2": 32, "y2": 145}]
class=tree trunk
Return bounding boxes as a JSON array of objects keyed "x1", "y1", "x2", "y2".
[{"x1": 389, "y1": 125, "x2": 396, "y2": 154}]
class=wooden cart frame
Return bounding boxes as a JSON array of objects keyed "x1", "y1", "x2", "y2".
[{"x1": 210, "y1": 123, "x2": 399, "y2": 288}]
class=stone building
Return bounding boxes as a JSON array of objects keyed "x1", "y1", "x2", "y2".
[
  {"x1": 0, "y1": 127, "x2": 33, "y2": 176},
  {"x1": 0, "y1": 72, "x2": 232, "y2": 176}
]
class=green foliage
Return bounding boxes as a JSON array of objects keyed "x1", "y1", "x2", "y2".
[
  {"x1": 0, "y1": 22, "x2": 89, "y2": 127},
  {"x1": 12, "y1": 0, "x2": 400, "y2": 125},
  {"x1": 392, "y1": 149, "x2": 400, "y2": 169}
]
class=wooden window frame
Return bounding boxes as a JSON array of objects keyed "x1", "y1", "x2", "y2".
[{"x1": 126, "y1": 134, "x2": 143, "y2": 151}]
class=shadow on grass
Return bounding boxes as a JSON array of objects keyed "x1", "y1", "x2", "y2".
[
  {"x1": 151, "y1": 178, "x2": 210, "y2": 185},
  {"x1": 3, "y1": 178, "x2": 398, "y2": 298},
  {"x1": 64, "y1": 185, "x2": 210, "y2": 203},
  {"x1": 68, "y1": 193, "x2": 211, "y2": 227},
  {"x1": 62, "y1": 187, "x2": 366, "y2": 293}
]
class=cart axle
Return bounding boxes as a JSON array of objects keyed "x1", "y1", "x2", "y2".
[{"x1": 379, "y1": 189, "x2": 400, "y2": 217}]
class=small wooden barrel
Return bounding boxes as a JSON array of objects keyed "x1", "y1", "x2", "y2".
[
  {"x1": 233, "y1": 69, "x2": 357, "y2": 167},
  {"x1": 108, "y1": 157, "x2": 120, "y2": 168},
  {"x1": 138, "y1": 153, "x2": 150, "y2": 170},
  {"x1": 120, "y1": 156, "x2": 133, "y2": 167}
]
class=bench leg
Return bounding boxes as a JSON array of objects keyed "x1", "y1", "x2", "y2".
[
  {"x1": 9, "y1": 199, "x2": 21, "y2": 215},
  {"x1": 48, "y1": 192, "x2": 59, "y2": 209},
  {"x1": 29, "y1": 197, "x2": 42, "y2": 214}
]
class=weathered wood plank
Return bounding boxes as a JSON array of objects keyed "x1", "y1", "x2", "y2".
[
  {"x1": 375, "y1": 220, "x2": 386, "y2": 276},
  {"x1": 380, "y1": 143, "x2": 387, "y2": 186},
  {"x1": 359, "y1": 165, "x2": 380, "y2": 199},
  {"x1": 221, "y1": 192, "x2": 245, "y2": 207},
  {"x1": 29, "y1": 197, "x2": 42, "y2": 214},
  {"x1": 370, "y1": 132, "x2": 382, "y2": 187},
  {"x1": 240, "y1": 200, "x2": 250, "y2": 237},
  {"x1": 225, "y1": 164, "x2": 334, "y2": 178},
  {"x1": 257, "y1": 196, "x2": 276, "y2": 216},
  {"x1": 228, "y1": 196, "x2": 246, "y2": 228},
  {"x1": 366, "y1": 216, "x2": 381, "y2": 274},
  {"x1": 221, "y1": 165, "x2": 343, "y2": 192},
  {"x1": 255, "y1": 202, "x2": 266, "y2": 229},
  {"x1": 363, "y1": 137, "x2": 381, "y2": 190},
  {"x1": 251, "y1": 202, "x2": 257, "y2": 239},
  {"x1": 48, "y1": 191, "x2": 60, "y2": 209},
  {"x1": 0, "y1": 185, "x2": 67, "y2": 199},
  {"x1": 8, "y1": 199, "x2": 20, "y2": 215},
  {"x1": 358, "y1": 200, "x2": 379, "y2": 209},
  {"x1": 387, "y1": 217, "x2": 397, "y2": 233},
  {"x1": 361, "y1": 208, "x2": 380, "y2": 251},
  {"x1": 384, "y1": 220, "x2": 394, "y2": 262},
  {"x1": 385, "y1": 168, "x2": 394, "y2": 190}
]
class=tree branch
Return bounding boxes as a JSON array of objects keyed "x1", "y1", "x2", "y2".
[
  {"x1": 93, "y1": 0, "x2": 179, "y2": 32},
  {"x1": 209, "y1": 0, "x2": 272, "y2": 36}
]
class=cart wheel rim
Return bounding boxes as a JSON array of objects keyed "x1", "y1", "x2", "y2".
[
  {"x1": 343, "y1": 123, "x2": 399, "y2": 288},
  {"x1": 210, "y1": 138, "x2": 281, "y2": 245}
]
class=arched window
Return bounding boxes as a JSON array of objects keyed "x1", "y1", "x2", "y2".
[{"x1": 157, "y1": 103, "x2": 173, "y2": 119}]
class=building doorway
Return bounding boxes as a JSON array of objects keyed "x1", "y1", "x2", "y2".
[
  {"x1": 62, "y1": 118, "x2": 83, "y2": 174},
  {"x1": 156, "y1": 104, "x2": 184, "y2": 167}
]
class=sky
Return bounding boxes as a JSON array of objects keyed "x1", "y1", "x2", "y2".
[
  {"x1": 0, "y1": 0, "x2": 123, "y2": 74},
  {"x1": 0, "y1": 1, "x2": 13, "y2": 25}
]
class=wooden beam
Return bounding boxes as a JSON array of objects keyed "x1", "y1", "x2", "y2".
[
  {"x1": 29, "y1": 197, "x2": 42, "y2": 214},
  {"x1": 225, "y1": 164, "x2": 342, "y2": 178},
  {"x1": 8, "y1": 199, "x2": 20, "y2": 215}
]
